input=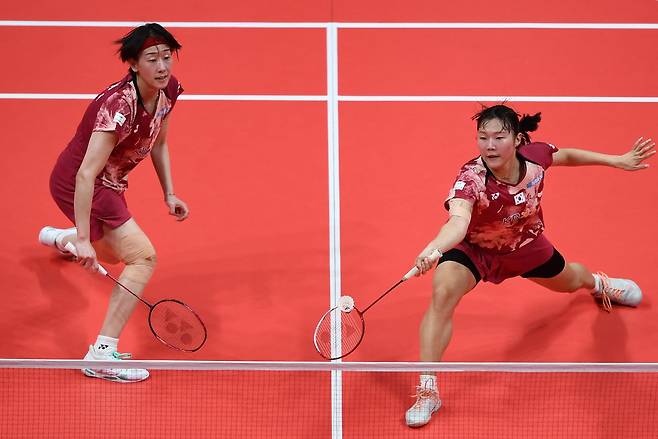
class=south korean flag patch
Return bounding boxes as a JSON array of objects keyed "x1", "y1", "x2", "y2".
[{"x1": 513, "y1": 192, "x2": 527, "y2": 205}]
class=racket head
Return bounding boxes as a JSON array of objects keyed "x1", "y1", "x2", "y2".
[
  {"x1": 148, "y1": 299, "x2": 208, "y2": 352},
  {"x1": 313, "y1": 305, "x2": 365, "y2": 360}
]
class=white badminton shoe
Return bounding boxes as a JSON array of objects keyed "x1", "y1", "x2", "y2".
[
  {"x1": 592, "y1": 272, "x2": 642, "y2": 312},
  {"x1": 82, "y1": 345, "x2": 150, "y2": 383},
  {"x1": 405, "y1": 379, "x2": 442, "y2": 427},
  {"x1": 38, "y1": 226, "x2": 77, "y2": 254}
]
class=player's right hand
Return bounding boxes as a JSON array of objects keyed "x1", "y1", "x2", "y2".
[
  {"x1": 73, "y1": 239, "x2": 99, "y2": 273},
  {"x1": 415, "y1": 247, "x2": 441, "y2": 276}
]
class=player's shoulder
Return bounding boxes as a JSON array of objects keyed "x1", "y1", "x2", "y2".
[
  {"x1": 452, "y1": 156, "x2": 488, "y2": 191},
  {"x1": 518, "y1": 141, "x2": 558, "y2": 169},
  {"x1": 92, "y1": 74, "x2": 136, "y2": 110},
  {"x1": 519, "y1": 142, "x2": 558, "y2": 157},
  {"x1": 458, "y1": 156, "x2": 487, "y2": 178},
  {"x1": 164, "y1": 75, "x2": 184, "y2": 101}
]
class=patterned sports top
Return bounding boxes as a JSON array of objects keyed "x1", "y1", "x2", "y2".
[
  {"x1": 445, "y1": 142, "x2": 559, "y2": 254},
  {"x1": 60, "y1": 73, "x2": 183, "y2": 192}
]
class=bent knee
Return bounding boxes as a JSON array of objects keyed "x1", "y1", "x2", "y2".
[
  {"x1": 430, "y1": 284, "x2": 465, "y2": 312},
  {"x1": 117, "y1": 233, "x2": 157, "y2": 282}
]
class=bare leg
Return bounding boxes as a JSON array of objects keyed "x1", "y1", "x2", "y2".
[
  {"x1": 96, "y1": 219, "x2": 156, "y2": 338},
  {"x1": 528, "y1": 262, "x2": 595, "y2": 293},
  {"x1": 407, "y1": 261, "x2": 477, "y2": 427},
  {"x1": 528, "y1": 261, "x2": 642, "y2": 310},
  {"x1": 419, "y1": 261, "x2": 478, "y2": 362}
]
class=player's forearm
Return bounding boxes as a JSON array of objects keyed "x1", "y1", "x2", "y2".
[
  {"x1": 554, "y1": 148, "x2": 620, "y2": 168},
  {"x1": 428, "y1": 215, "x2": 470, "y2": 254},
  {"x1": 73, "y1": 172, "x2": 95, "y2": 241},
  {"x1": 151, "y1": 142, "x2": 175, "y2": 196}
]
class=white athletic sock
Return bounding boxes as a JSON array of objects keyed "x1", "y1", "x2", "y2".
[
  {"x1": 420, "y1": 374, "x2": 438, "y2": 391},
  {"x1": 54, "y1": 227, "x2": 76, "y2": 252},
  {"x1": 592, "y1": 274, "x2": 603, "y2": 293},
  {"x1": 93, "y1": 335, "x2": 119, "y2": 354}
]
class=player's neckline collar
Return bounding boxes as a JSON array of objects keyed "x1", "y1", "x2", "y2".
[
  {"x1": 131, "y1": 75, "x2": 160, "y2": 116},
  {"x1": 481, "y1": 153, "x2": 527, "y2": 186}
]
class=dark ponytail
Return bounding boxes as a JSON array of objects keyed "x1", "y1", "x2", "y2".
[{"x1": 518, "y1": 113, "x2": 541, "y2": 144}]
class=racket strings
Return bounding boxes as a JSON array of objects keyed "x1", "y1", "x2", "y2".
[
  {"x1": 315, "y1": 308, "x2": 364, "y2": 359},
  {"x1": 149, "y1": 300, "x2": 207, "y2": 351}
]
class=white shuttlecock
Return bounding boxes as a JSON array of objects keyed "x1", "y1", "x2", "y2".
[{"x1": 338, "y1": 295, "x2": 355, "y2": 313}]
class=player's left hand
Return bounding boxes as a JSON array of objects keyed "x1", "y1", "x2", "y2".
[
  {"x1": 165, "y1": 194, "x2": 190, "y2": 221},
  {"x1": 617, "y1": 137, "x2": 655, "y2": 171}
]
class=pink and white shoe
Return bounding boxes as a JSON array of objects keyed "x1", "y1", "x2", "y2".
[
  {"x1": 82, "y1": 345, "x2": 149, "y2": 383},
  {"x1": 405, "y1": 379, "x2": 442, "y2": 427},
  {"x1": 592, "y1": 272, "x2": 642, "y2": 312}
]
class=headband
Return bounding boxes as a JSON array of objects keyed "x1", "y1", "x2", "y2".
[{"x1": 140, "y1": 36, "x2": 168, "y2": 53}]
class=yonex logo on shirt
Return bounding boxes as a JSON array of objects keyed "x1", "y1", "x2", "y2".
[{"x1": 454, "y1": 181, "x2": 466, "y2": 190}]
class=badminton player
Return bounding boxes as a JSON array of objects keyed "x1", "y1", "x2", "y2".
[
  {"x1": 39, "y1": 23, "x2": 188, "y2": 382},
  {"x1": 406, "y1": 104, "x2": 655, "y2": 426}
]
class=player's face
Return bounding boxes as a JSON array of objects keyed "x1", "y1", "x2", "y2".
[
  {"x1": 477, "y1": 118, "x2": 522, "y2": 170},
  {"x1": 132, "y1": 44, "x2": 173, "y2": 90}
]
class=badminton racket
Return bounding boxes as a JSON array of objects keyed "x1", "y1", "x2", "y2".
[
  {"x1": 313, "y1": 249, "x2": 440, "y2": 360},
  {"x1": 65, "y1": 242, "x2": 207, "y2": 352}
]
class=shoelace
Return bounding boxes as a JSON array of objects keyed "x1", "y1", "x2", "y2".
[
  {"x1": 111, "y1": 351, "x2": 132, "y2": 360},
  {"x1": 594, "y1": 272, "x2": 625, "y2": 313},
  {"x1": 410, "y1": 386, "x2": 438, "y2": 409}
]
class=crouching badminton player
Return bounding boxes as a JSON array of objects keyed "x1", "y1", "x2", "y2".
[
  {"x1": 406, "y1": 104, "x2": 654, "y2": 427},
  {"x1": 39, "y1": 23, "x2": 189, "y2": 382}
]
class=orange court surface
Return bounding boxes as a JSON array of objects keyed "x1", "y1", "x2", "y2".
[{"x1": 0, "y1": 0, "x2": 657, "y2": 437}]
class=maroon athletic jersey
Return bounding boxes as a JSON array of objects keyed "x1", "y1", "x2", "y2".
[
  {"x1": 446, "y1": 142, "x2": 559, "y2": 254},
  {"x1": 58, "y1": 74, "x2": 183, "y2": 192}
]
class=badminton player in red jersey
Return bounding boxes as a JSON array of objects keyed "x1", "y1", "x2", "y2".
[
  {"x1": 405, "y1": 104, "x2": 655, "y2": 427},
  {"x1": 39, "y1": 23, "x2": 188, "y2": 382}
]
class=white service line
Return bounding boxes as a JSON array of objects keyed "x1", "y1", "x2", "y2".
[
  {"x1": 339, "y1": 96, "x2": 658, "y2": 103},
  {"x1": 1, "y1": 21, "x2": 657, "y2": 29},
  {"x1": 1, "y1": 93, "x2": 656, "y2": 103}
]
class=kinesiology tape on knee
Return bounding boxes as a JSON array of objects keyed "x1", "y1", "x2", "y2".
[{"x1": 116, "y1": 233, "x2": 157, "y2": 284}]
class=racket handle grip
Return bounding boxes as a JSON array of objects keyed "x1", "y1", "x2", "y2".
[
  {"x1": 402, "y1": 248, "x2": 442, "y2": 280},
  {"x1": 64, "y1": 242, "x2": 108, "y2": 276}
]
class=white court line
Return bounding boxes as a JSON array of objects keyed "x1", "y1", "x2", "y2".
[
  {"x1": 0, "y1": 93, "x2": 327, "y2": 101},
  {"x1": 339, "y1": 96, "x2": 658, "y2": 103},
  {"x1": 0, "y1": 20, "x2": 657, "y2": 29},
  {"x1": 179, "y1": 95, "x2": 327, "y2": 101},
  {"x1": 1, "y1": 93, "x2": 657, "y2": 103},
  {"x1": 326, "y1": 23, "x2": 343, "y2": 439},
  {"x1": 0, "y1": 20, "x2": 327, "y2": 28},
  {"x1": 338, "y1": 22, "x2": 658, "y2": 29}
]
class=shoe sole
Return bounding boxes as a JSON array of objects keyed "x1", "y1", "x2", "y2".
[
  {"x1": 83, "y1": 368, "x2": 149, "y2": 383},
  {"x1": 406, "y1": 402, "x2": 442, "y2": 428}
]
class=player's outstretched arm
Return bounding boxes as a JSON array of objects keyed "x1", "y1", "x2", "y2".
[
  {"x1": 552, "y1": 137, "x2": 655, "y2": 171},
  {"x1": 415, "y1": 199, "x2": 473, "y2": 275}
]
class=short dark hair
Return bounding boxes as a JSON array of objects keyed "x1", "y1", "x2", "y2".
[
  {"x1": 473, "y1": 104, "x2": 542, "y2": 145},
  {"x1": 115, "y1": 23, "x2": 182, "y2": 62}
]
